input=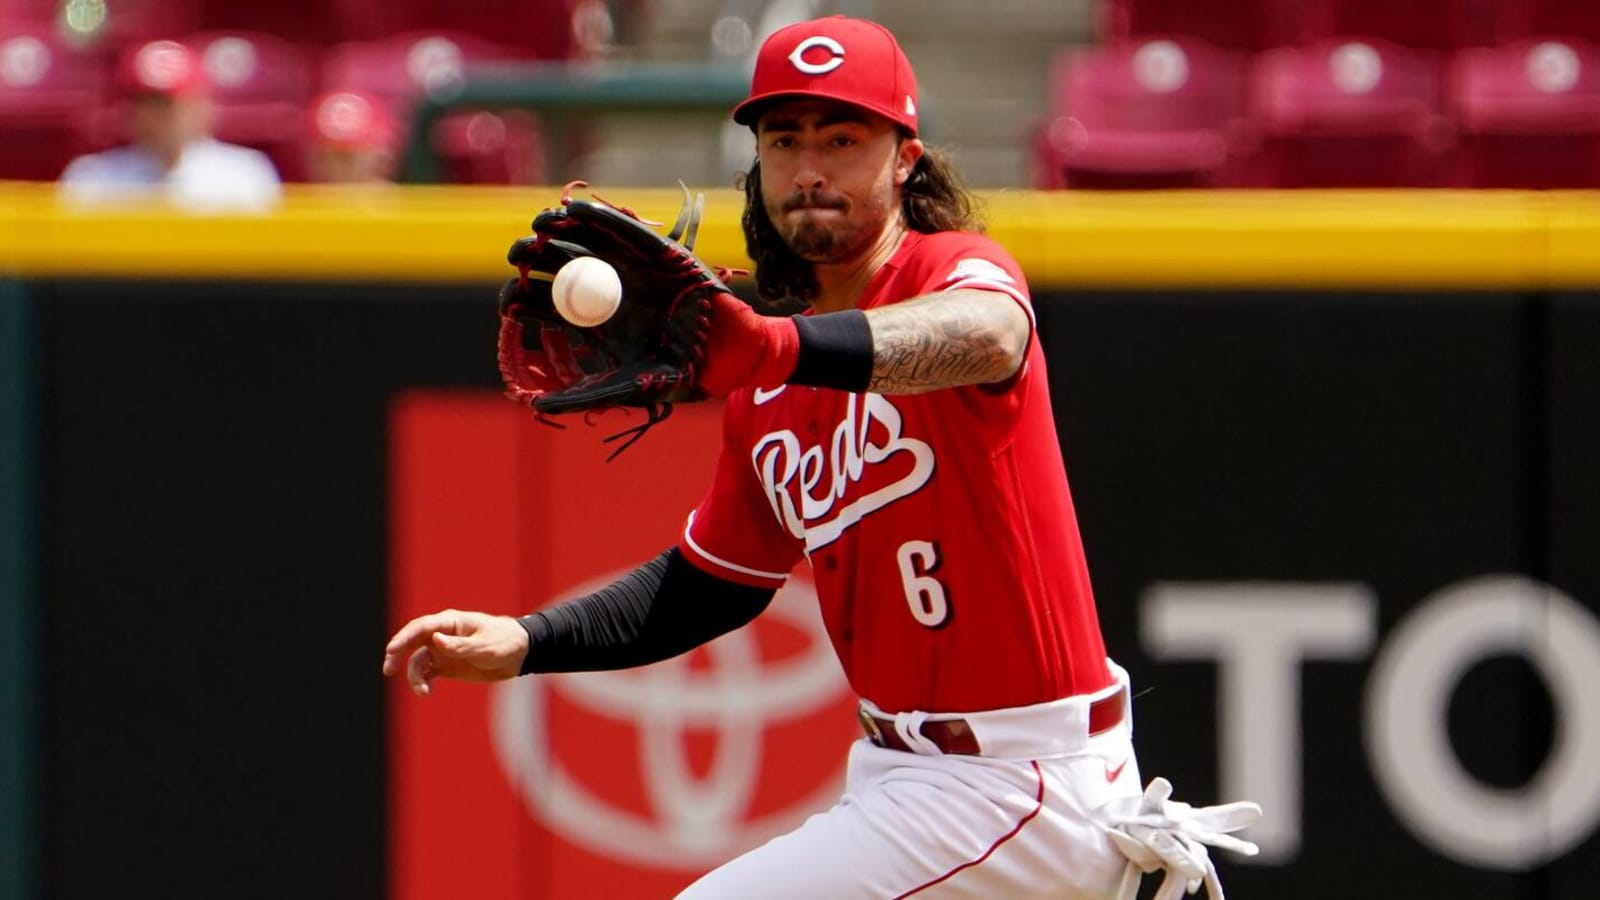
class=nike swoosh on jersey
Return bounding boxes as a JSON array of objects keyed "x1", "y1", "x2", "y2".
[
  {"x1": 1105, "y1": 758, "x2": 1129, "y2": 783},
  {"x1": 753, "y1": 385, "x2": 787, "y2": 405}
]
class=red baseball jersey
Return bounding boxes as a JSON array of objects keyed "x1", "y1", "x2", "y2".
[{"x1": 679, "y1": 230, "x2": 1111, "y2": 714}]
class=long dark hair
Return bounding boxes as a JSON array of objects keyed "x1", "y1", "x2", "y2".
[{"x1": 737, "y1": 146, "x2": 984, "y2": 311}]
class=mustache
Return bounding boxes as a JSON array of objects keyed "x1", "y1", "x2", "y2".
[{"x1": 780, "y1": 191, "x2": 848, "y2": 213}]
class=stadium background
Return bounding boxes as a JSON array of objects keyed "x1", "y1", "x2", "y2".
[{"x1": 4, "y1": 1, "x2": 1600, "y2": 898}]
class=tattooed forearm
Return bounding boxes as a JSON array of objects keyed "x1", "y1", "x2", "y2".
[{"x1": 864, "y1": 290, "x2": 1031, "y2": 394}]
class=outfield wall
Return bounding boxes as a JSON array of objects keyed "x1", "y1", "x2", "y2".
[{"x1": 3, "y1": 187, "x2": 1597, "y2": 899}]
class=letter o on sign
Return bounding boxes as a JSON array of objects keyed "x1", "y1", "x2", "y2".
[{"x1": 1365, "y1": 575, "x2": 1600, "y2": 869}]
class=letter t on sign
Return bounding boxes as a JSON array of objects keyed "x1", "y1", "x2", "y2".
[{"x1": 1141, "y1": 582, "x2": 1377, "y2": 863}]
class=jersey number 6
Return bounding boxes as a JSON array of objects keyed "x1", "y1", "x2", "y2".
[{"x1": 896, "y1": 540, "x2": 951, "y2": 628}]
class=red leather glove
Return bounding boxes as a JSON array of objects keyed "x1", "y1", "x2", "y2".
[{"x1": 697, "y1": 292, "x2": 802, "y2": 397}]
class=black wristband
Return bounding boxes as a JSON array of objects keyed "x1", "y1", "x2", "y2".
[{"x1": 790, "y1": 309, "x2": 874, "y2": 392}]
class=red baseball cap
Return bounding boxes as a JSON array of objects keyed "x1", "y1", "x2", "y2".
[
  {"x1": 733, "y1": 16, "x2": 919, "y2": 135},
  {"x1": 309, "y1": 90, "x2": 398, "y2": 150},
  {"x1": 116, "y1": 40, "x2": 208, "y2": 98}
]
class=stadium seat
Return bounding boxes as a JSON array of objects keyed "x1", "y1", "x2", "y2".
[
  {"x1": 1033, "y1": 37, "x2": 1250, "y2": 189},
  {"x1": 430, "y1": 108, "x2": 547, "y2": 184},
  {"x1": 2, "y1": 0, "x2": 202, "y2": 50},
  {"x1": 0, "y1": 26, "x2": 107, "y2": 180},
  {"x1": 320, "y1": 31, "x2": 535, "y2": 110},
  {"x1": 1100, "y1": 0, "x2": 1304, "y2": 51},
  {"x1": 190, "y1": 2, "x2": 348, "y2": 46},
  {"x1": 184, "y1": 31, "x2": 315, "y2": 181},
  {"x1": 1499, "y1": 0, "x2": 1600, "y2": 44},
  {"x1": 1450, "y1": 37, "x2": 1600, "y2": 187},
  {"x1": 329, "y1": 0, "x2": 592, "y2": 60},
  {"x1": 1248, "y1": 38, "x2": 1450, "y2": 186},
  {"x1": 1310, "y1": 0, "x2": 1503, "y2": 50},
  {"x1": 319, "y1": 31, "x2": 546, "y2": 183}
]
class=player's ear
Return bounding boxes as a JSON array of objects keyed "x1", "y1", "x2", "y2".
[{"x1": 894, "y1": 138, "x2": 924, "y2": 187}]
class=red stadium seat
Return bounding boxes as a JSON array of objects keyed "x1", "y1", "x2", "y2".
[
  {"x1": 330, "y1": 0, "x2": 592, "y2": 60},
  {"x1": 1450, "y1": 38, "x2": 1600, "y2": 187},
  {"x1": 1248, "y1": 38, "x2": 1450, "y2": 186},
  {"x1": 191, "y1": 1, "x2": 349, "y2": 46},
  {"x1": 1499, "y1": 0, "x2": 1600, "y2": 44},
  {"x1": 430, "y1": 108, "x2": 547, "y2": 184},
  {"x1": 1100, "y1": 0, "x2": 1304, "y2": 51},
  {"x1": 0, "y1": 26, "x2": 107, "y2": 180},
  {"x1": 1, "y1": 0, "x2": 201, "y2": 49},
  {"x1": 185, "y1": 31, "x2": 316, "y2": 181},
  {"x1": 1033, "y1": 37, "x2": 1250, "y2": 189},
  {"x1": 319, "y1": 31, "x2": 545, "y2": 184},
  {"x1": 1310, "y1": 0, "x2": 1502, "y2": 50},
  {"x1": 320, "y1": 31, "x2": 534, "y2": 110}
]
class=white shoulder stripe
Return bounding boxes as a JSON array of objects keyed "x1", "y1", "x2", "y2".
[
  {"x1": 682, "y1": 511, "x2": 791, "y2": 581},
  {"x1": 942, "y1": 278, "x2": 1035, "y2": 324}
]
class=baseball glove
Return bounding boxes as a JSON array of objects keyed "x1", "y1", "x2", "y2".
[{"x1": 496, "y1": 181, "x2": 738, "y2": 457}]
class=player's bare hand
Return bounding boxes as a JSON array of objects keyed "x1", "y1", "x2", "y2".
[{"x1": 381, "y1": 609, "x2": 529, "y2": 696}]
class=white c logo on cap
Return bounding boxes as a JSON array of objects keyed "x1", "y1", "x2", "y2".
[{"x1": 789, "y1": 35, "x2": 845, "y2": 75}]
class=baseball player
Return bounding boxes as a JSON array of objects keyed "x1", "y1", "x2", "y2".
[{"x1": 384, "y1": 16, "x2": 1259, "y2": 899}]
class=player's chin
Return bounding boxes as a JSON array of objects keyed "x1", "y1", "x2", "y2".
[{"x1": 785, "y1": 224, "x2": 851, "y2": 263}]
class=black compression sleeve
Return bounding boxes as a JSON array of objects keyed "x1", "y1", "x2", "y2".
[{"x1": 516, "y1": 547, "x2": 776, "y2": 675}]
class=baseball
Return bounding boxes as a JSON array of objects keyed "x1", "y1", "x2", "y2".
[{"x1": 552, "y1": 257, "x2": 623, "y2": 327}]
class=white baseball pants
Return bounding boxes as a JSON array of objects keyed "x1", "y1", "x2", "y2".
[{"x1": 677, "y1": 666, "x2": 1144, "y2": 899}]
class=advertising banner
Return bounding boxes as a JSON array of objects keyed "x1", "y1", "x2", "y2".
[{"x1": 388, "y1": 393, "x2": 860, "y2": 899}]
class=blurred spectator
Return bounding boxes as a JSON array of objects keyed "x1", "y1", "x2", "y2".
[
  {"x1": 186, "y1": 30, "x2": 317, "y2": 182},
  {"x1": 305, "y1": 89, "x2": 399, "y2": 183},
  {"x1": 59, "y1": 39, "x2": 280, "y2": 211}
]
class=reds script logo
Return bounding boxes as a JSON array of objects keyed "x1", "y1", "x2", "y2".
[
  {"x1": 488, "y1": 575, "x2": 852, "y2": 868},
  {"x1": 751, "y1": 393, "x2": 935, "y2": 551}
]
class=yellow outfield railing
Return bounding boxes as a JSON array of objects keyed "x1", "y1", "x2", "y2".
[{"x1": 2, "y1": 182, "x2": 1599, "y2": 289}]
